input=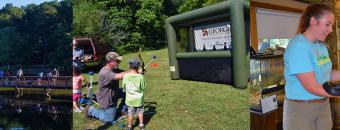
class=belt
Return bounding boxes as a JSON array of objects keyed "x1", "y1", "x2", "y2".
[{"x1": 287, "y1": 98, "x2": 327, "y2": 103}]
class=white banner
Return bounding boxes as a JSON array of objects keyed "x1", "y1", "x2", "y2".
[{"x1": 194, "y1": 22, "x2": 231, "y2": 51}]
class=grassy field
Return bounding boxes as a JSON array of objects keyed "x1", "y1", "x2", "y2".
[{"x1": 73, "y1": 49, "x2": 250, "y2": 130}]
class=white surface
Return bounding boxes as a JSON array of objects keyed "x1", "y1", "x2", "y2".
[
  {"x1": 194, "y1": 22, "x2": 231, "y2": 51},
  {"x1": 256, "y1": 8, "x2": 301, "y2": 39},
  {"x1": 169, "y1": 66, "x2": 176, "y2": 72},
  {"x1": 261, "y1": 95, "x2": 278, "y2": 114}
]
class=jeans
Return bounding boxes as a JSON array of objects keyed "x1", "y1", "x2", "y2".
[
  {"x1": 88, "y1": 105, "x2": 117, "y2": 123},
  {"x1": 87, "y1": 88, "x2": 127, "y2": 123}
]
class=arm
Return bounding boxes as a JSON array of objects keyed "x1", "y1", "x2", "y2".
[
  {"x1": 297, "y1": 71, "x2": 333, "y2": 97},
  {"x1": 113, "y1": 71, "x2": 128, "y2": 80},
  {"x1": 330, "y1": 70, "x2": 340, "y2": 81},
  {"x1": 83, "y1": 78, "x2": 89, "y2": 96}
]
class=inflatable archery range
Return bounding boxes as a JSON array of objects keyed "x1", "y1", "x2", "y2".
[{"x1": 165, "y1": 0, "x2": 250, "y2": 88}]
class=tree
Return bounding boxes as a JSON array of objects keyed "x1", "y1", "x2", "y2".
[
  {"x1": 0, "y1": 4, "x2": 25, "y2": 28},
  {"x1": 72, "y1": 0, "x2": 226, "y2": 54},
  {"x1": 0, "y1": 0, "x2": 72, "y2": 69},
  {"x1": 0, "y1": 27, "x2": 32, "y2": 65}
]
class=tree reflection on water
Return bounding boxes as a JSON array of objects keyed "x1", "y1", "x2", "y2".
[{"x1": 0, "y1": 91, "x2": 71, "y2": 130}]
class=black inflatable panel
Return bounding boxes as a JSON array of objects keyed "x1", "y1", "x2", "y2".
[{"x1": 177, "y1": 58, "x2": 233, "y2": 84}]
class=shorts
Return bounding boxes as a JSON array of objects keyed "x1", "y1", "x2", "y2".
[
  {"x1": 73, "y1": 93, "x2": 81, "y2": 101},
  {"x1": 127, "y1": 105, "x2": 144, "y2": 116}
]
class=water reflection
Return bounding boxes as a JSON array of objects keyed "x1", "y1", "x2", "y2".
[{"x1": 0, "y1": 91, "x2": 71, "y2": 130}]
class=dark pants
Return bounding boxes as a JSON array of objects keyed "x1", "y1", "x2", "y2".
[{"x1": 116, "y1": 88, "x2": 127, "y2": 118}]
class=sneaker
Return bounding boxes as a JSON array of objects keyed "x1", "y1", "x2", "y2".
[
  {"x1": 139, "y1": 125, "x2": 144, "y2": 130},
  {"x1": 74, "y1": 109, "x2": 82, "y2": 113},
  {"x1": 79, "y1": 106, "x2": 85, "y2": 111}
]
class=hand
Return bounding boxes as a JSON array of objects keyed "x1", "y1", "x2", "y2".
[{"x1": 138, "y1": 68, "x2": 146, "y2": 74}]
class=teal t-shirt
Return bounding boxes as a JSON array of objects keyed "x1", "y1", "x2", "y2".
[
  {"x1": 122, "y1": 73, "x2": 146, "y2": 107},
  {"x1": 284, "y1": 34, "x2": 332, "y2": 100}
]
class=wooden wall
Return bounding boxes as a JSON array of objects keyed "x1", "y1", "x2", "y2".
[{"x1": 250, "y1": 0, "x2": 305, "y2": 51}]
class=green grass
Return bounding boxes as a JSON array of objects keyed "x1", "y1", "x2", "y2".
[{"x1": 73, "y1": 48, "x2": 250, "y2": 130}]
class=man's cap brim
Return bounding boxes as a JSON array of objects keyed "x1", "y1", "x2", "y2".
[{"x1": 116, "y1": 56, "x2": 123, "y2": 61}]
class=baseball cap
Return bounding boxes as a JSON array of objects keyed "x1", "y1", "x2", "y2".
[
  {"x1": 128, "y1": 58, "x2": 141, "y2": 68},
  {"x1": 106, "y1": 52, "x2": 123, "y2": 62}
]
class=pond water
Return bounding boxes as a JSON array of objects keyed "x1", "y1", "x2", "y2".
[{"x1": 0, "y1": 90, "x2": 72, "y2": 130}]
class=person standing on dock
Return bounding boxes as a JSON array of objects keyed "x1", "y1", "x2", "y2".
[
  {"x1": 16, "y1": 66, "x2": 24, "y2": 84},
  {"x1": 51, "y1": 68, "x2": 59, "y2": 86}
]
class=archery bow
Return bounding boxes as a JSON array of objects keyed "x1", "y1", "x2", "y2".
[{"x1": 138, "y1": 47, "x2": 146, "y2": 74}]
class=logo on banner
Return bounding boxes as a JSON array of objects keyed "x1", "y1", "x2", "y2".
[
  {"x1": 202, "y1": 28, "x2": 208, "y2": 36},
  {"x1": 201, "y1": 26, "x2": 230, "y2": 37},
  {"x1": 194, "y1": 22, "x2": 231, "y2": 51}
]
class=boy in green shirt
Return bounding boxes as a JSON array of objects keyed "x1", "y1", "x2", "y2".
[{"x1": 123, "y1": 58, "x2": 146, "y2": 130}]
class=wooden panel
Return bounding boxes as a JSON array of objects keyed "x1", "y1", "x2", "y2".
[
  {"x1": 250, "y1": 6, "x2": 258, "y2": 51},
  {"x1": 338, "y1": 50, "x2": 340, "y2": 70},
  {"x1": 251, "y1": 0, "x2": 308, "y2": 10},
  {"x1": 250, "y1": 1, "x2": 304, "y2": 13},
  {"x1": 295, "y1": 0, "x2": 322, "y2": 4},
  {"x1": 251, "y1": 107, "x2": 283, "y2": 130},
  {"x1": 331, "y1": 98, "x2": 340, "y2": 130},
  {"x1": 251, "y1": 112, "x2": 277, "y2": 130},
  {"x1": 323, "y1": 1, "x2": 340, "y2": 70},
  {"x1": 276, "y1": 107, "x2": 283, "y2": 124}
]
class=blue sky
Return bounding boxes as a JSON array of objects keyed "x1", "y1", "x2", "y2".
[{"x1": 0, "y1": 0, "x2": 59, "y2": 8}]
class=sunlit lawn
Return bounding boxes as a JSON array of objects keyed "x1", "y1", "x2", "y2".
[{"x1": 73, "y1": 49, "x2": 249, "y2": 130}]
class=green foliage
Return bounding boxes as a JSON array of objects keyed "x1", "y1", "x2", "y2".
[
  {"x1": 178, "y1": 0, "x2": 205, "y2": 13},
  {"x1": 0, "y1": 4, "x2": 25, "y2": 28},
  {"x1": 176, "y1": 0, "x2": 224, "y2": 13},
  {"x1": 73, "y1": 0, "x2": 104, "y2": 36},
  {"x1": 0, "y1": 0, "x2": 72, "y2": 70},
  {"x1": 0, "y1": 27, "x2": 30, "y2": 65},
  {"x1": 73, "y1": 0, "x2": 168, "y2": 53},
  {"x1": 177, "y1": 28, "x2": 188, "y2": 52},
  {"x1": 203, "y1": 0, "x2": 225, "y2": 7},
  {"x1": 103, "y1": 0, "x2": 163, "y2": 51},
  {"x1": 73, "y1": 0, "x2": 226, "y2": 54}
]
